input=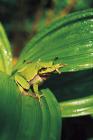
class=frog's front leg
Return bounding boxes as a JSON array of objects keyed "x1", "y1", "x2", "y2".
[{"x1": 33, "y1": 84, "x2": 43, "y2": 102}]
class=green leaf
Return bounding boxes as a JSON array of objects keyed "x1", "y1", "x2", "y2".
[
  {"x1": 60, "y1": 95, "x2": 93, "y2": 118},
  {"x1": 0, "y1": 72, "x2": 21, "y2": 139},
  {"x1": 0, "y1": 73, "x2": 61, "y2": 140},
  {"x1": 58, "y1": 69, "x2": 93, "y2": 117},
  {"x1": 15, "y1": 9, "x2": 93, "y2": 72},
  {"x1": 41, "y1": 89, "x2": 62, "y2": 140},
  {"x1": 16, "y1": 89, "x2": 61, "y2": 140},
  {"x1": 40, "y1": 68, "x2": 93, "y2": 118},
  {"x1": 0, "y1": 23, "x2": 12, "y2": 75}
]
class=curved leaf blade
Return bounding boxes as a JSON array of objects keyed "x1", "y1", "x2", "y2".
[
  {"x1": 15, "y1": 9, "x2": 93, "y2": 72},
  {"x1": 0, "y1": 23, "x2": 12, "y2": 75},
  {"x1": 0, "y1": 72, "x2": 21, "y2": 140},
  {"x1": 60, "y1": 95, "x2": 93, "y2": 118},
  {"x1": 0, "y1": 73, "x2": 61, "y2": 140},
  {"x1": 41, "y1": 89, "x2": 62, "y2": 140},
  {"x1": 16, "y1": 97, "x2": 42, "y2": 140},
  {"x1": 57, "y1": 69, "x2": 93, "y2": 118}
]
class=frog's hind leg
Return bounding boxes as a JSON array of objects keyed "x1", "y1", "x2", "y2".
[
  {"x1": 15, "y1": 74, "x2": 30, "y2": 96},
  {"x1": 16, "y1": 83, "x2": 38, "y2": 99},
  {"x1": 16, "y1": 82, "x2": 30, "y2": 96},
  {"x1": 15, "y1": 74, "x2": 43, "y2": 100}
]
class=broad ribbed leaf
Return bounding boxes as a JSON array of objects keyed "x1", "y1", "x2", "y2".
[
  {"x1": 0, "y1": 23, "x2": 12, "y2": 75},
  {"x1": 0, "y1": 72, "x2": 21, "y2": 140},
  {"x1": 60, "y1": 95, "x2": 93, "y2": 118},
  {"x1": 16, "y1": 89, "x2": 61, "y2": 140},
  {"x1": 0, "y1": 73, "x2": 61, "y2": 140},
  {"x1": 41, "y1": 89, "x2": 61, "y2": 140},
  {"x1": 58, "y1": 69, "x2": 93, "y2": 117},
  {"x1": 15, "y1": 9, "x2": 93, "y2": 72},
  {"x1": 40, "y1": 69, "x2": 93, "y2": 118},
  {"x1": 13, "y1": 8, "x2": 93, "y2": 120}
]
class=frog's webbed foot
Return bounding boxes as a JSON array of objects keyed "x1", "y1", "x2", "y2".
[
  {"x1": 17, "y1": 81, "x2": 44, "y2": 102},
  {"x1": 16, "y1": 82, "x2": 36, "y2": 97},
  {"x1": 18, "y1": 86, "x2": 43, "y2": 102},
  {"x1": 35, "y1": 94, "x2": 44, "y2": 102},
  {"x1": 24, "y1": 90, "x2": 44, "y2": 102},
  {"x1": 17, "y1": 84, "x2": 33, "y2": 97}
]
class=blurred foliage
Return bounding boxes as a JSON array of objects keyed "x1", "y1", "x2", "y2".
[
  {"x1": 0, "y1": 72, "x2": 61, "y2": 140},
  {"x1": 0, "y1": 23, "x2": 12, "y2": 74},
  {"x1": 0, "y1": 0, "x2": 93, "y2": 56}
]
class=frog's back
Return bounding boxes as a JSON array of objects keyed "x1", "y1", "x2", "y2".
[{"x1": 18, "y1": 63, "x2": 38, "y2": 81}]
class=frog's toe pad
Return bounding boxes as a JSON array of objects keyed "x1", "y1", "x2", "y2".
[{"x1": 35, "y1": 94, "x2": 44, "y2": 102}]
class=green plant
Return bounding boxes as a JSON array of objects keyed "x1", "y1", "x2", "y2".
[{"x1": 0, "y1": 8, "x2": 93, "y2": 140}]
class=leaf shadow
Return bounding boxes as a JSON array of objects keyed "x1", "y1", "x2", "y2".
[{"x1": 40, "y1": 69, "x2": 93, "y2": 102}]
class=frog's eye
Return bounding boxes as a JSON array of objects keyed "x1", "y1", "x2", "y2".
[{"x1": 39, "y1": 67, "x2": 47, "y2": 73}]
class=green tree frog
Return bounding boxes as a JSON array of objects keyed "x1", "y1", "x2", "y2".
[{"x1": 14, "y1": 60, "x2": 65, "y2": 101}]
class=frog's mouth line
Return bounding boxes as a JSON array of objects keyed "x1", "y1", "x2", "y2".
[{"x1": 39, "y1": 73, "x2": 51, "y2": 79}]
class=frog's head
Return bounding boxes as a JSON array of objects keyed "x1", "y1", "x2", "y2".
[{"x1": 38, "y1": 63, "x2": 65, "y2": 75}]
